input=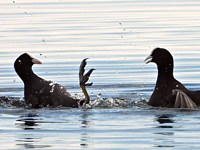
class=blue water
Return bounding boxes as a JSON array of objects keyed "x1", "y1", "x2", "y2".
[{"x1": 1, "y1": 0, "x2": 200, "y2": 149}]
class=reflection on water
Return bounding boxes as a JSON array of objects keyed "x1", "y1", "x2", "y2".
[
  {"x1": 16, "y1": 138, "x2": 51, "y2": 149},
  {"x1": 0, "y1": 107, "x2": 199, "y2": 149},
  {"x1": 1, "y1": 0, "x2": 200, "y2": 149},
  {"x1": 154, "y1": 114, "x2": 175, "y2": 148},
  {"x1": 16, "y1": 113, "x2": 40, "y2": 130},
  {"x1": 156, "y1": 114, "x2": 175, "y2": 128},
  {"x1": 80, "y1": 110, "x2": 91, "y2": 148},
  {"x1": 15, "y1": 113, "x2": 51, "y2": 149}
]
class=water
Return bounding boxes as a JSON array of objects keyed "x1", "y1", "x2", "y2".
[{"x1": 1, "y1": 0, "x2": 200, "y2": 149}]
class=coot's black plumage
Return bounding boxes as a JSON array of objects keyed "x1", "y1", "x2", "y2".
[
  {"x1": 145, "y1": 48, "x2": 200, "y2": 109},
  {"x1": 14, "y1": 53, "x2": 94, "y2": 108}
]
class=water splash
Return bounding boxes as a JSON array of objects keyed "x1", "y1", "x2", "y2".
[
  {"x1": 0, "y1": 95, "x2": 149, "y2": 109},
  {"x1": 0, "y1": 96, "x2": 26, "y2": 108}
]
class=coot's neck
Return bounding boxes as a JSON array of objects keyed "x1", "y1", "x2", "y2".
[
  {"x1": 158, "y1": 65, "x2": 173, "y2": 77},
  {"x1": 156, "y1": 64, "x2": 174, "y2": 85},
  {"x1": 16, "y1": 66, "x2": 38, "y2": 84}
]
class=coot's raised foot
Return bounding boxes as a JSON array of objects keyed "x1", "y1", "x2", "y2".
[{"x1": 79, "y1": 58, "x2": 95, "y2": 106}]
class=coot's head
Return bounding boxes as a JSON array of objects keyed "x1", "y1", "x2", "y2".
[
  {"x1": 145, "y1": 48, "x2": 174, "y2": 73},
  {"x1": 14, "y1": 53, "x2": 42, "y2": 81}
]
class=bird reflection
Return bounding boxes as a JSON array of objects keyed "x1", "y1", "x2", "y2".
[
  {"x1": 154, "y1": 114, "x2": 175, "y2": 136},
  {"x1": 153, "y1": 114, "x2": 175, "y2": 148},
  {"x1": 156, "y1": 114, "x2": 175, "y2": 128},
  {"x1": 15, "y1": 113, "x2": 51, "y2": 149},
  {"x1": 16, "y1": 113, "x2": 40, "y2": 130},
  {"x1": 80, "y1": 133, "x2": 89, "y2": 148},
  {"x1": 80, "y1": 110, "x2": 92, "y2": 148},
  {"x1": 81, "y1": 112, "x2": 91, "y2": 128}
]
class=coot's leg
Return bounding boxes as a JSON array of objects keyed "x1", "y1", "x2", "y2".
[{"x1": 79, "y1": 58, "x2": 95, "y2": 105}]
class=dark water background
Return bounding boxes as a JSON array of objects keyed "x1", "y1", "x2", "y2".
[{"x1": 1, "y1": 0, "x2": 200, "y2": 149}]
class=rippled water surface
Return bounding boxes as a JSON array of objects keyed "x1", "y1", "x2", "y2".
[{"x1": 1, "y1": 0, "x2": 200, "y2": 149}]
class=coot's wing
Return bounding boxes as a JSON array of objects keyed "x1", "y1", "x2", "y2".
[{"x1": 173, "y1": 89, "x2": 197, "y2": 109}]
